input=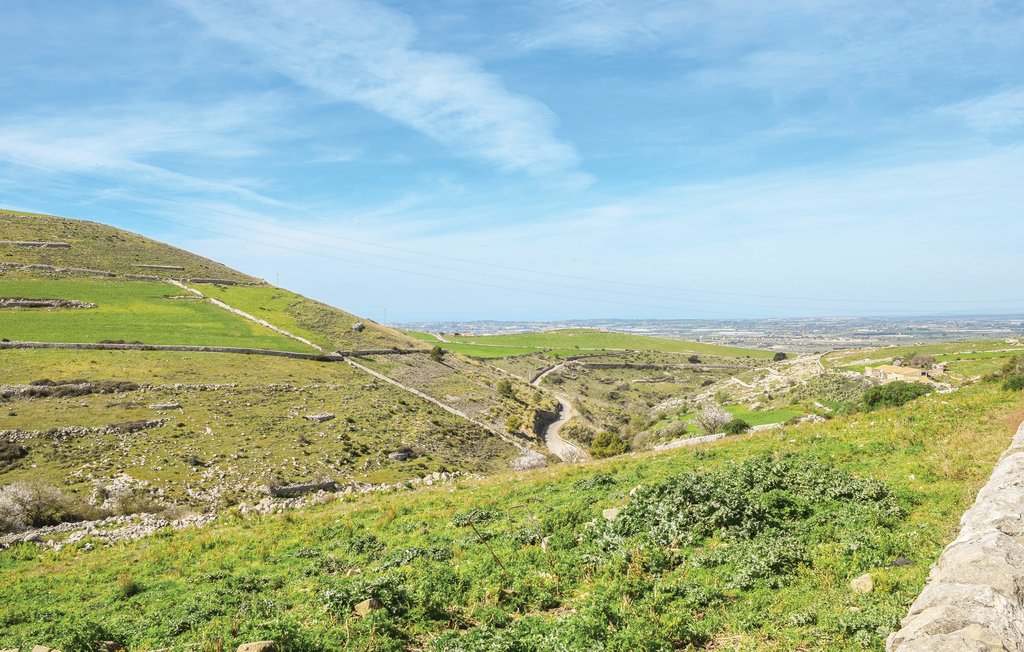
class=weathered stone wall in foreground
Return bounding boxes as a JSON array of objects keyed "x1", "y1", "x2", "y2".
[{"x1": 888, "y1": 420, "x2": 1024, "y2": 651}]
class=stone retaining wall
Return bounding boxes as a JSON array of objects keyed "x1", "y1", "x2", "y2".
[
  {"x1": 887, "y1": 419, "x2": 1024, "y2": 651},
  {"x1": 0, "y1": 240, "x2": 70, "y2": 248},
  {"x1": 0, "y1": 340, "x2": 428, "y2": 360},
  {"x1": 581, "y1": 362, "x2": 749, "y2": 371}
]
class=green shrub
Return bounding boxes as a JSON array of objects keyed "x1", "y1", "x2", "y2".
[
  {"x1": 862, "y1": 381, "x2": 933, "y2": 410},
  {"x1": 773, "y1": 352, "x2": 788, "y2": 361},
  {"x1": 1003, "y1": 375, "x2": 1024, "y2": 391},
  {"x1": 590, "y1": 431, "x2": 628, "y2": 458},
  {"x1": 496, "y1": 379, "x2": 514, "y2": 398},
  {"x1": 723, "y1": 418, "x2": 751, "y2": 435},
  {"x1": 429, "y1": 345, "x2": 445, "y2": 362},
  {"x1": 793, "y1": 372, "x2": 869, "y2": 406}
]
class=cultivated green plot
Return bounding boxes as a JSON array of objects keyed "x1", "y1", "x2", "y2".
[
  {"x1": 443, "y1": 328, "x2": 778, "y2": 358},
  {"x1": 210, "y1": 284, "x2": 417, "y2": 351},
  {"x1": 0, "y1": 277, "x2": 309, "y2": 351},
  {"x1": 1, "y1": 382, "x2": 1020, "y2": 651}
]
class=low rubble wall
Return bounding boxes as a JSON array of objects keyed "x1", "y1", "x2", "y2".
[{"x1": 887, "y1": 420, "x2": 1024, "y2": 651}]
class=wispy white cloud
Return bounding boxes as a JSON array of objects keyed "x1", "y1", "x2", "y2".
[
  {"x1": 171, "y1": 0, "x2": 589, "y2": 186},
  {"x1": 0, "y1": 97, "x2": 294, "y2": 207},
  {"x1": 939, "y1": 88, "x2": 1024, "y2": 134}
]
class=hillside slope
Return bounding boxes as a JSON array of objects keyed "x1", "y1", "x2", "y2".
[
  {"x1": 0, "y1": 210, "x2": 537, "y2": 507},
  {"x1": 1, "y1": 381, "x2": 1020, "y2": 651}
]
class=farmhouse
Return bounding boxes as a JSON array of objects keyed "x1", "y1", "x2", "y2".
[{"x1": 864, "y1": 364, "x2": 936, "y2": 384}]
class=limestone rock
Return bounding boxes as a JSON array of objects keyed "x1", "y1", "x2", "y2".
[
  {"x1": 32, "y1": 647, "x2": 60, "y2": 652},
  {"x1": 149, "y1": 402, "x2": 181, "y2": 410},
  {"x1": 602, "y1": 508, "x2": 620, "y2": 521},
  {"x1": 509, "y1": 450, "x2": 547, "y2": 471},
  {"x1": 303, "y1": 413, "x2": 335, "y2": 423},
  {"x1": 851, "y1": 573, "x2": 873, "y2": 594},
  {"x1": 354, "y1": 597, "x2": 381, "y2": 617},
  {"x1": 236, "y1": 642, "x2": 277, "y2": 652},
  {"x1": 351, "y1": 322, "x2": 365, "y2": 332}
]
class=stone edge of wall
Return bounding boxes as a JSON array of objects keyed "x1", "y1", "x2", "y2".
[
  {"x1": 0, "y1": 341, "x2": 429, "y2": 360},
  {"x1": 887, "y1": 419, "x2": 1024, "y2": 651}
]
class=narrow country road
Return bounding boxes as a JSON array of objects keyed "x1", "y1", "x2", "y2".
[{"x1": 531, "y1": 362, "x2": 589, "y2": 463}]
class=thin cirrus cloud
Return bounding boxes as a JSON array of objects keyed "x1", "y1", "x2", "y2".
[
  {"x1": 938, "y1": 88, "x2": 1024, "y2": 135},
  {"x1": 171, "y1": 0, "x2": 590, "y2": 186},
  {"x1": 0, "y1": 99, "x2": 295, "y2": 209}
]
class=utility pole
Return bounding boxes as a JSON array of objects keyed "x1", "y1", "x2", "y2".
[
  {"x1": 275, "y1": 272, "x2": 280, "y2": 286},
  {"x1": 383, "y1": 306, "x2": 387, "y2": 326}
]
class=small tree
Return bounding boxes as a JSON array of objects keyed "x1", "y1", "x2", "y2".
[
  {"x1": 590, "y1": 431, "x2": 628, "y2": 458},
  {"x1": 688, "y1": 355, "x2": 701, "y2": 364},
  {"x1": 723, "y1": 418, "x2": 751, "y2": 435},
  {"x1": 909, "y1": 353, "x2": 935, "y2": 369},
  {"x1": 429, "y1": 345, "x2": 445, "y2": 362},
  {"x1": 693, "y1": 402, "x2": 733, "y2": 435},
  {"x1": 773, "y1": 352, "x2": 788, "y2": 362}
]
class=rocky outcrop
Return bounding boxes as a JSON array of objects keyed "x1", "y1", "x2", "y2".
[{"x1": 887, "y1": 420, "x2": 1024, "y2": 651}]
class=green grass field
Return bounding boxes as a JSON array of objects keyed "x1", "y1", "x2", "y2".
[
  {"x1": 824, "y1": 339, "x2": 1024, "y2": 369},
  {"x1": 1, "y1": 382, "x2": 1020, "y2": 651},
  {"x1": 412, "y1": 328, "x2": 777, "y2": 359},
  {"x1": 0, "y1": 277, "x2": 309, "y2": 351}
]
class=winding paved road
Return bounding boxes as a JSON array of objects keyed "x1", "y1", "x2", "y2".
[{"x1": 531, "y1": 362, "x2": 589, "y2": 463}]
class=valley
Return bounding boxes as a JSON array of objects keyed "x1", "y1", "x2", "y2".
[{"x1": 1, "y1": 210, "x2": 1023, "y2": 651}]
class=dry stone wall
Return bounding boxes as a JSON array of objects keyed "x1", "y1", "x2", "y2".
[{"x1": 887, "y1": 420, "x2": 1024, "y2": 651}]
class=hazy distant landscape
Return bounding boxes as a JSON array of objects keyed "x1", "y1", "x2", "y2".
[{"x1": 401, "y1": 316, "x2": 1024, "y2": 353}]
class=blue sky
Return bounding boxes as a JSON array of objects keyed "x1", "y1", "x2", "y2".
[{"x1": 2, "y1": 0, "x2": 1023, "y2": 322}]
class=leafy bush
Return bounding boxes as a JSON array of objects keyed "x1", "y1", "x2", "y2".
[
  {"x1": 588, "y1": 455, "x2": 904, "y2": 590},
  {"x1": 773, "y1": 352, "x2": 788, "y2": 361},
  {"x1": 0, "y1": 441, "x2": 27, "y2": 471},
  {"x1": 429, "y1": 345, "x2": 445, "y2": 362},
  {"x1": 560, "y1": 419, "x2": 596, "y2": 446},
  {"x1": 862, "y1": 381, "x2": 933, "y2": 410},
  {"x1": 496, "y1": 379, "x2": 514, "y2": 398},
  {"x1": 1003, "y1": 375, "x2": 1024, "y2": 391},
  {"x1": 723, "y1": 418, "x2": 751, "y2": 435},
  {"x1": 590, "y1": 431, "x2": 628, "y2": 458},
  {"x1": 687, "y1": 355, "x2": 701, "y2": 364}
]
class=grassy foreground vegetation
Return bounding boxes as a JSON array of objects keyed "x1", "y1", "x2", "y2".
[{"x1": 1, "y1": 382, "x2": 1020, "y2": 651}]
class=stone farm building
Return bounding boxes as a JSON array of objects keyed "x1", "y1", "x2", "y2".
[{"x1": 864, "y1": 363, "x2": 946, "y2": 384}]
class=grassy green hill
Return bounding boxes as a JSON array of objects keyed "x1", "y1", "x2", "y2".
[
  {"x1": 0, "y1": 210, "x2": 532, "y2": 508},
  {"x1": 1, "y1": 209, "x2": 256, "y2": 282}
]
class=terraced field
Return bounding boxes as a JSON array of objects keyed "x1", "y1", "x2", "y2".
[{"x1": 0, "y1": 276, "x2": 311, "y2": 351}]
